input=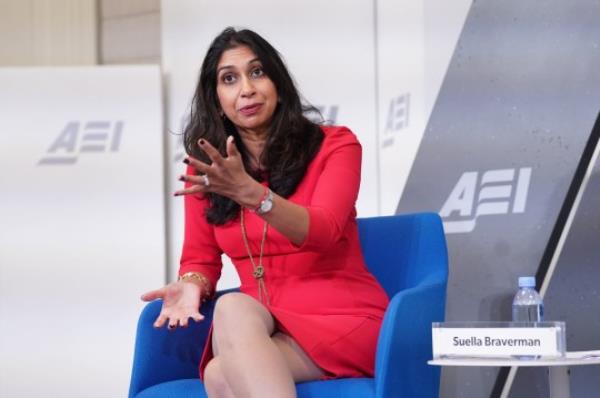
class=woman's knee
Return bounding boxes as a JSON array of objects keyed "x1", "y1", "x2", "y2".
[
  {"x1": 213, "y1": 293, "x2": 273, "y2": 332},
  {"x1": 203, "y1": 357, "x2": 230, "y2": 397},
  {"x1": 212, "y1": 293, "x2": 274, "y2": 350}
]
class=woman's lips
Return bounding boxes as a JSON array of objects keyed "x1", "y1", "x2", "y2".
[{"x1": 239, "y1": 103, "x2": 262, "y2": 116}]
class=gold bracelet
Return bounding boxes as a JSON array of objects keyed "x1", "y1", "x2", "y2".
[{"x1": 178, "y1": 271, "x2": 213, "y2": 301}]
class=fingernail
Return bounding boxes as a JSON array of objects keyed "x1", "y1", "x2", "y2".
[
  {"x1": 183, "y1": 158, "x2": 190, "y2": 164},
  {"x1": 178, "y1": 175, "x2": 185, "y2": 182},
  {"x1": 173, "y1": 192, "x2": 180, "y2": 197},
  {"x1": 199, "y1": 139, "x2": 205, "y2": 145}
]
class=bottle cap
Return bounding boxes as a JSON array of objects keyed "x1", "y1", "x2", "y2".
[{"x1": 518, "y1": 276, "x2": 536, "y2": 288}]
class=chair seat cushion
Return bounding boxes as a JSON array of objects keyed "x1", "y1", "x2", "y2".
[
  {"x1": 297, "y1": 378, "x2": 374, "y2": 397},
  {"x1": 134, "y1": 377, "x2": 374, "y2": 398},
  {"x1": 135, "y1": 379, "x2": 206, "y2": 398}
]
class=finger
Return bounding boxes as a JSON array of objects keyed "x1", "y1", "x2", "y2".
[
  {"x1": 179, "y1": 174, "x2": 217, "y2": 189},
  {"x1": 179, "y1": 316, "x2": 189, "y2": 328},
  {"x1": 154, "y1": 314, "x2": 168, "y2": 328},
  {"x1": 174, "y1": 185, "x2": 205, "y2": 197},
  {"x1": 141, "y1": 287, "x2": 166, "y2": 302},
  {"x1": 198, "y1": 138, "x2": 225, "y2": 165},
  {"x1": 226, "y1": 135, "x2": 240, "y2": 158},
  {"x1": 184, "y1": 157, "x2": 211, "y2": 175},
  {"x1": 167, "y1": 319, "x2": 178, "y2": 331},
  {"x1": 190, "y1": 313, "x2": 205, "y2": 323}
]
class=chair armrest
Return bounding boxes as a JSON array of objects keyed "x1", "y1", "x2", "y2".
[
  {"x1": 128, "y1": 288, "x2": 237, "y2": 397},
  {"x1": 374, "y1": 282, "x2": 446, "y2": 398}
]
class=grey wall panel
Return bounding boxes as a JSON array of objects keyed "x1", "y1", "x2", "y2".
[
  {"x1": 395, "y1": 1, "x2": 600, "y2": 397},
  {"x1": 510, "y1": 150, "x2": 600, "y2": 398}
]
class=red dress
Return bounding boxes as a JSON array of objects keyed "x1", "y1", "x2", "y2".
[{"x1": 179, "y1": 125, "x2": 389, "y2": 379}]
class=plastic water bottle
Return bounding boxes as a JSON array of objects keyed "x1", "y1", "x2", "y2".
[{"x1": 512, "y1": 276, "x2": 544, "y2": 322}]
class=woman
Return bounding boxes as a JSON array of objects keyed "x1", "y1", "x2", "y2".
[{"x1": 141, "y1": 27, "x2": 389, "y2": 398}]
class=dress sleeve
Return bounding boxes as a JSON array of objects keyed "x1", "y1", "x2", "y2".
[
  {"x1": 297, "y1": 127, "x2": 362, "y2": 251},
  {"x1": 178, "y1": 166, "x2": 223, "y2": 289}
]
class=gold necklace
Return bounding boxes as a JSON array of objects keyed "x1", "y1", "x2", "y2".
[{"x1": 240, "y1": 209, "x2": 270, "y2": 305}]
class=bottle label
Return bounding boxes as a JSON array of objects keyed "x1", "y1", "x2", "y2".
[{"x1": 432, "y1": 323, "x2": 565, "y2": 359}]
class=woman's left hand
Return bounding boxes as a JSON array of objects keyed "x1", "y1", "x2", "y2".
[{"x1": 174, "y1": 136, "x2": 261, "y2": 207}]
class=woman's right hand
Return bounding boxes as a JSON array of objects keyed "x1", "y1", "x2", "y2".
[{"x1": 141, "y1": 281, "x2": 205, "y2": 329}]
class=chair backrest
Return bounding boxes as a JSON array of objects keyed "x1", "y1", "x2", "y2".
[{"x1": 357, "y1": 213, "x2": 448, "y2": 297}]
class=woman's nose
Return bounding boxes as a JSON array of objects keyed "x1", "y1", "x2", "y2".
[{"x1": 240, "y1": 76, "x2": 256, "y2": 97}]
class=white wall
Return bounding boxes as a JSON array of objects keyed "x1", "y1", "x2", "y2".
[
  {"x1": 100, "y1": 0, "x2": 161, "y2": 64},
  {"x1": 0, "y1": 66, "x2": 165, "y2": 398}
]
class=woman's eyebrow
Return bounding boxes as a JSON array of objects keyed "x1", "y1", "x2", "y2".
[
  {"x1": 217, "y1": 65, "x2": 233, "y2": 74},
  {"x1": 217, "y1": 58, "x2": 260, "y2": 74}
]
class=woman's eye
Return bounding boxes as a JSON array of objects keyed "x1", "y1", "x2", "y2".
[
  {"x1": 251, "y1": 67, "x2": 264, "y2": 78},
  {"x1": 222, "y1": 73, "x2": 236, "y2": 84}
]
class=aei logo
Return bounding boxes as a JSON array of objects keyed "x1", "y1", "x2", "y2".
[
  {"x1": 440, "y1": 167, "x2": 532, "y2": 234},
  {"x1": 38, "y1": 121, "x2": 123, "y2": 165},
  {"x1": 382, "y1": 93, "x2": 410, "y2": 148}
]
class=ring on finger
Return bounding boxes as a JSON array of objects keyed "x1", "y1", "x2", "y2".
[{"x1": 202, "y1": 174, "x2": 210, "y2": 187}]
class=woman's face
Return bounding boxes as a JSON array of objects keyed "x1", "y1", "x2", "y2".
[{"x1": 215, "y1": 45, "x2": 279, "y2": 137}]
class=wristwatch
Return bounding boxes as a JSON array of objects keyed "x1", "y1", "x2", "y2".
[{"x1": 255, "y1": 188, "x2": 274, "y2": 215}]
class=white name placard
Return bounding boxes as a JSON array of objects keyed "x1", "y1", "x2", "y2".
[{"x1": 432, "y1": 323, "x2": 565, "y2": 358}]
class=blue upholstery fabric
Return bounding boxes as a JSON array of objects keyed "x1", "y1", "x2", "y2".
[
  {"x1": 129, "y1": 213, "x2": 448, "y2": 398},
  {"x1": 135, "y1": 378, "x2": 374, "y2": 398},
  {"x1": 136, "y1": 379, "x2": 206, "y2": 398}
]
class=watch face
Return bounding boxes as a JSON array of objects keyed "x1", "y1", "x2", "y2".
[
  {"x1": 257, "y1": 190, "x2": 273, "y2": 214},
  {"x1": 260, "y1": 198, "x2": 273, "y2": 213}
]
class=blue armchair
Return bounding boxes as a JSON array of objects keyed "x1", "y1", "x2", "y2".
[{"x1": 129, "y1": 213, "x2": 448, "y2": 398}]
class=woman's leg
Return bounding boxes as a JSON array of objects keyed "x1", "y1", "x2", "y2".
[
  {"x1": 209, "y1": 293, "x2": 323, "y2": 398},
  {"x1": 205, "y1": 334, "x2": 324, "y2": 398},
  {"x1": 210, "y1": 292, "x2": 294, "y2": 398},
  {"x1": 203, "y1": 357, "x2": 235, "y2": 398},
  {"x1": 271, "y1": 332, "x2": 325, "y2": 382}
]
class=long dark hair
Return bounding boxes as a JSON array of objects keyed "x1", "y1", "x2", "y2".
[{"x1": 183, "y1": 27, "x2": 324, "y2": 225}]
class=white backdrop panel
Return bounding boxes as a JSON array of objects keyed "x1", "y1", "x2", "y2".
[
  {"x1": 376, "y1": 0, "x2": 472, "y2": 215},
  {"x1": 0, "y1": 66, "x2": 165, "y2": 398},
  {"x1": 377, "y1": 0, "x2": 426, "y2": 215},
  {"x1": 162, "y1": 0, "x2": 378, "y2": 284}
]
